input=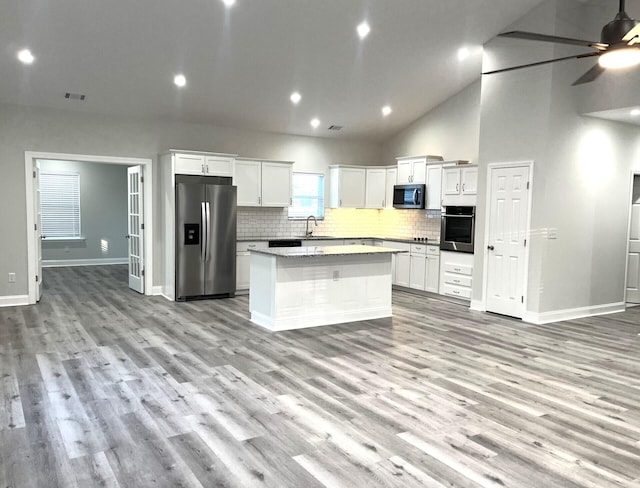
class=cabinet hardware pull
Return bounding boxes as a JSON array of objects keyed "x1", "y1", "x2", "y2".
[
  {"x1": 258, "y1": 196, "x2": 261, "y2": 204},
  {"x1": 456, "y1": 183, "x2": 459, "y2": 192},
  {"x1": 488, "y1": 245, "x2": 495, "y2": 251},
  {"x1": 462, "y1": 183, "x2": 465, "y2": 191}
]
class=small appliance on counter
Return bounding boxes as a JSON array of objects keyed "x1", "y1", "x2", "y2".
[
  {"x1": 175, "y1": 175, "x2": 237, "y2": 300},
  {"x1": 393, "y1": 184, "x2": 426, "y2": 209},
  {"x1": 440, "y1": 206, "x2": 475, "y2": 253}
]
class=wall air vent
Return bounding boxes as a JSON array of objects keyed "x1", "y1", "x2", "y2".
[
  {"x1": 65, "y1": 92, "x2": 86, "y2": 101},
  {"x1": 328, "y1": 125, "x2": 343, "y2": 131}
]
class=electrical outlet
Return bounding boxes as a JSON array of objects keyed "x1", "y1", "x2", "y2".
[
  {"x1": 8, "y1": 273, "x2": 16, "y2": 283},
  {"x1": 332, "y1": 270, "x2": 339, "y2": 281}
]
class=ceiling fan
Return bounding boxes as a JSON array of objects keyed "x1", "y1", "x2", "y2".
[{"x1": 483, "y1": 0, "x2": 640, "y2": 85}]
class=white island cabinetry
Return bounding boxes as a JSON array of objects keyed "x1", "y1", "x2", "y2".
[{"x1": 249, "y1": 245, "x2": 402, "y2": 331}]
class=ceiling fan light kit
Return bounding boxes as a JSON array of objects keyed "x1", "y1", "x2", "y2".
[{"x1": 484, "y1": 0, "x2": 640, "y2": 85}]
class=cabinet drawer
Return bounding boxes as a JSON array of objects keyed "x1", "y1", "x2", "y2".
[
  {"x1": 236, "y1": 241, "x2": 268, "y2": 252},
  {"x1": 442, "y1": 284, "x2": 472, "y2": 300},
  {"x1": 444, "y1": 263, "x2": 472, "y2": 276},
  {"x1": 444, "y1": 274, "x2": 472, "y2": 287},
  {"x1": 426, "y1": 245, "x2": 440, "y2": 256},
  {"x1": 384, "y1": 241, "x2": 410, "y2": 252},
  {"x1": 410, "y1": 243, "x2": 426, "y2": 255}
]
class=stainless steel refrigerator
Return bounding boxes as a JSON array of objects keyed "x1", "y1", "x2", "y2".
[{"x1": 175, "y1": 175, "x2": 237, "y2": 300}]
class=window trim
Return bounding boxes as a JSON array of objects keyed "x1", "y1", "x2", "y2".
[{"x1": 288, "y1": 172, "x2": 325, "y2": 220}]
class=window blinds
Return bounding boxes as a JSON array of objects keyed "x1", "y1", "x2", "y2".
[
  {"x1": 39, "y1": 171, "x2": 82, "y2": 238},
  {"x1": 288, "y1": 173, "x2": 325, "y2": 219}
]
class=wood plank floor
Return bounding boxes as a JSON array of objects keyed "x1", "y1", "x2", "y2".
[{"x1": 1, "y1": 265, "x2": 640, "y2": 487}]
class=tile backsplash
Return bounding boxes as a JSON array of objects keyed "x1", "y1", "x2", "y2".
[{"x1": 237, "y1": 207, "x2": 441, "y2": 241}]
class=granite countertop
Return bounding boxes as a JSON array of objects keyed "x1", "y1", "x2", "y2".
[
  {"x1": 250, "y1": 245, "x2": 407, "y2": 258},
  {"x1": 238, "y1": 236, "x2": 440, "y2": 245}
]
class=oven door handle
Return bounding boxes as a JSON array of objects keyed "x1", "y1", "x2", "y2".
[{"x1": 442, "y1": 214, "x2": 475, "y2": 218}]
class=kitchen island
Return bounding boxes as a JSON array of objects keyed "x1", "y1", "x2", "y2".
[{"x1": 249, "y1": 245, "x2": 404, "y2": 331}]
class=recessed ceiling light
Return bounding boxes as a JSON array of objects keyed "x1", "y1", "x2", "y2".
[
  {"x1": 310, "y1": 118, "x2": 320, "y2": 129},
  {"x1": 290, "y1": 92, "x2": 301, "y2": 105},
  {"x1": 174, "y1": 74, "x2": 187, "y2": 87},
  {"x1": 357, "y1": 22, "x2": 371, "y2": 39},
  {"x1": 382, "y1": 105, "x2": 392, "y2": 117},
  {"x1": 222, "y1": 0, "x2": 236, "y2": 7},
  {"x1": 458, "y1": 47, "x2": 470, "y2": 61},
  {"x1": 17, "y1": 49, "x2": 35, "y2": 65},
  {"x1": 631, "y1": 109, "x2": 640, "y2": 117}
]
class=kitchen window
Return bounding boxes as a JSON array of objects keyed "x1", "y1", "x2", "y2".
[
  {"x1": 39, "y1": 171, "x2": 83, "y2": 239},
  {"x1": 288, "y1": 173, "x2": 325, "y2": 219}
]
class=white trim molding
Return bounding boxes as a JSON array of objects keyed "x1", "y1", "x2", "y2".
[
  {"x1": 0, "y1": 295, "x2": 30, "y2": 308},
  {"x1": 43, "y1": 258, "x2": 128, "y2": 268},
  {"x1": 522, "y1": 302, "x2": 626, "y2": 325}
]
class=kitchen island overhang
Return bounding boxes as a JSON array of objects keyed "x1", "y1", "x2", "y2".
[{"x1": 249, "y1": 245, "x2": 405, "y2": 331}]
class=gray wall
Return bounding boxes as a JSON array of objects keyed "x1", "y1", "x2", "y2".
[
  {"x1": 380, "y1": 81, "x2": 481, "y2": 164},
  {"x1": 39, "y1": 160, "x2": 128, "y2": 263},
  {"x1": 475, "y1": 0, "x2": 640, "y2": 315},
  {"x1": 0, "y1": 102, "x2": 381, "y2": 298}
]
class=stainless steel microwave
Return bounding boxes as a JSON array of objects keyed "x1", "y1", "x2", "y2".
[{"x1": 393, "y1": 184, "x2": 425, "y2": 209}]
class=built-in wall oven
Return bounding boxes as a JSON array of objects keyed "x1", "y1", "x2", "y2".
[{"x1": 440, "y1": 206, "x2": 475, "y2": 253}]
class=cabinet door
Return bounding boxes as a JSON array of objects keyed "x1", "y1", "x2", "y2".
[
  {"x1": 175, "y1": 153, "x2": 205, "y2": 175},
  {"x1": 205, "y1": 156, "x2": 234, "y2": 177},
  {"x1": 236, "y1": 252, "x2": 251, "y2": 290},
  {"x1": 411, "y1": 160, "x2": 427, "y2": 184},
  {"x1": 425, "y1": 255, "x2": 440, "y2": 293},
  {"x1": 339, "y1": 168, "x2": 366, "y2": 208},
  {"x1": 409, "y1": 255, "x2": 426, "y2": 290},
  {"x1": 385, "y1": 168, "x2": 397, "y2": 209},
  {"x1": 395, "y1": 253, "x2": 411, "y2": 287},
  {"x1": 365, "y1": 168, "x2": 386, "y2": 209},
  {"x1": 397, "y1": 161, "x2": 413, "y2": 184},
  {"x1": 425, "y1": 165, "x2": 443, "y2": 210},
  {"x1": 443, "y1": 168, "x2": 461, "y2": 195},
  {"x1": 235, "y1": 160, "x2": 262, "y2": 206},
  {"x1": 461, "y1": 167, "x2": 478, "y2": 195},
  {"x1": 261, "y1": 162, "x2": 292, "y2": 207}
]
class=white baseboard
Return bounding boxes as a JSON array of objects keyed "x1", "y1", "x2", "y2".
[
  {"x1": 151, "y1": 286, "x2": 164, "y2": 296},
  {"x1": 43, "y1": 258, "x2": 128, "y2": 268},
  {"x1": 470, "y1": 299, "x2": 485, "y2": 312},
  {"x1": 251, "y1": 307, "x2": 392, "y2": 332},
  {"x1": 522, "y1": 301, "x2": 626, "y2": 325},
  {"x1": 0, "y1": 295, "x2": 30, "y2": 307}
]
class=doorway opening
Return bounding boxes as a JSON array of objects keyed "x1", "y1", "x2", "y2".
[
  {"x1": 626, "y1": 172, "x2": 640, "y2": 305},
  {"x1": 24, "y1": 151, "x2": 153, "y2": 304}
]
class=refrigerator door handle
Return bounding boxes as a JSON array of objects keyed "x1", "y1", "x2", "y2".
[
  {"x1": 201, "y1": 202, "x2": 207, "y2": 261},
  {"x1": 205, "y1": 201, "x2": 211, "y2": 262}
]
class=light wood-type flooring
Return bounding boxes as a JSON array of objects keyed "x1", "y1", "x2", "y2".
[{"x1": 1, "y1": 265, "x2": 640, "y2": 487}]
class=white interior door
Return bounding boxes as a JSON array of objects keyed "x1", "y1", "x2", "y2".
[
  {"x1": 34, "y1": 164, "x2": 43, "y2": 301},
  {"x1": 627, "y1": 175, "x2": 640, "y2": 303},
  {"x1": 127, "y1": 166, "x2": 144, "y2": 294},
  {"x1": 486, "y1": 165, "x2": 531, "y2": 318}
]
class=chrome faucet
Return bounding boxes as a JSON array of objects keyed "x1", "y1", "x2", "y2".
[{"x1": 305, "y1": 215, "x2": 318, "y2": 237}]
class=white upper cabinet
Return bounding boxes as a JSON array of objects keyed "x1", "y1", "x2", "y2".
[
  {"x1": 385, "y1": 167, "x2": 397, "y2": 209},
  {"x1": 174, "y1": 152, "x2": 234, "y2": 177},
  {"x1": 397, "y1": 157, "x2": 426, "y2": 184},
  {"x1": 329, "y1": 166, "x2": 366, "y2": 208},
  {"x1": 235, "y1": 159, "x2": 293, "y2": 207},
  {"x1": 442, "y1": 164, "x2": 478, "y2": 206},
  {"x1": 365, "y1": 168, "x2": 387, "y2": 209},
  {"x1": 425, "y1": 164, "x2": 443, "y2": 210}
]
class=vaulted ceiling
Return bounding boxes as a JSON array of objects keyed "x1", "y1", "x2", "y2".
[{"x1": 2, "y1": 0, "x2": 574, "y2": 141}]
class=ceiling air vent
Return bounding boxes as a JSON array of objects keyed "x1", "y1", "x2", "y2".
[
  {"x1": 328, "y1": 125, "x2": 343, "y2": 131},
  {"x1": 65, "y1": 92, "x2": 86, "y2": 101}
]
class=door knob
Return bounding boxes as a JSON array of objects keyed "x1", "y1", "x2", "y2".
[
  {"x1": 125, "y1": 235, "x2": 130, "y2": 239},
  {"x1": 487, "y1": 245, "x2": 494, "y2": 251}
]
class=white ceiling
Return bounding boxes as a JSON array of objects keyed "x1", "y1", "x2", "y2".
[{"x1": 2, "y1": 0, "x2": 565, "y2": 141}]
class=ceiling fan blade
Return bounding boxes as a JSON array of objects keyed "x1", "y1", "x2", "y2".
[
  {"x1": 572, "y1": 64, "x2": 606, "y2": 85},
  {"x1": 483, "y1": 52, "x2": 599, "y2": 76},
  {"x1": 499, "y1": 31, "x2": 608, "y2": 50},
  {"x1": 622, "y1": 22, "x2": 640, "y2": 43}
]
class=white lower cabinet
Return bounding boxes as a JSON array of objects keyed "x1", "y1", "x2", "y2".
[
  {"x1": 382, "y1": 241, "x2": 410, "y2": 285},
  {"x1": 439, "y1": 250, "x2": 474, "y2": 300},
  {"x1": 409, "y1": 244, "x2": 427, "y2": 290},
  {"x1": 302, "y1": 239, "x2": 344, "y2": 247},
  {"x1": 236, "y1": 241, "x2": 268, "y2": 291},
  {"x1": 425, "y1": 246, "x2": 441, "y2": 293},
  {"x1": 395, "y1": 253, "x2": 411, "y2": 287}
]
